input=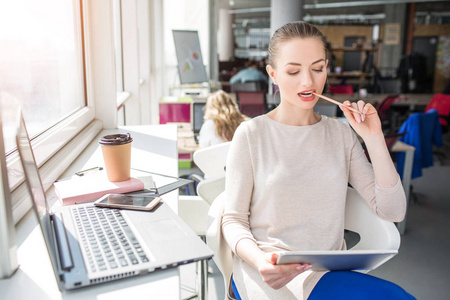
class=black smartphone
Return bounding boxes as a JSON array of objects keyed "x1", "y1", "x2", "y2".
[{"x1": 94, "y1": 194, "x2": 162, "y2": 211}]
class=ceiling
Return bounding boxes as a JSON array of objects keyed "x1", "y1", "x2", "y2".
[{"x1": 222, "y1": 0, "x2": 450, "y2": 26}]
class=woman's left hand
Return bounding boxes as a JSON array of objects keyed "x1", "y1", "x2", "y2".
[{"x1": 340, "y1": 100, "x2": 382, "y2": 140}]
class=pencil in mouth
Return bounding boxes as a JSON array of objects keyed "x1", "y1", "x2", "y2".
[{"x1": 312, "y1": 92, "x2": 363, "y2": 115}]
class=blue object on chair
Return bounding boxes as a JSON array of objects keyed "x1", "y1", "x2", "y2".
[
  {"x1": 231, "y1": 276, "x2": 241, "y2": 300},
  {"x1": 396, "y1": 109, "x2": 443, "y2": 179},
  {"x1": 183, "y1": 173, "x2": 203, "y2": 195}
]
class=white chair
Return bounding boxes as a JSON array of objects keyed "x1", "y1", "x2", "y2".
[
  {"x1": 344, "y1": 187, "x2": 401, "y2": 253},
  {"x1": 178, "y1": 175, "x2": 225, "y2": 236},
  {"x1": 193, "y1": 142, "x2": 231, "y2": 178},
  {"x1": 178, "y1": 142, "x2": 231, "y2": 300},
  {"x1": 206, "y1": 187, "x2": 401, "y2": 300},
  {"x1": 178, "y1": 141, "x2": 231, "y2": 236}
]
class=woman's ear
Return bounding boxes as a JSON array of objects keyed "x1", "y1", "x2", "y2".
[{"x1": 266, "y1": 65, "x2": 277, "y2": 85}]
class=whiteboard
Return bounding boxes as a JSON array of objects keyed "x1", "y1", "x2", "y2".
[{"x1": 172, "y1": 30, "x2": 208, "y2": 84}]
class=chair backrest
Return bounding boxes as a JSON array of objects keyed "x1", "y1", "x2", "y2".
[
  {"x1": 206, "y1": 187, "x2": 401, "y2": 297},
  {"x1": 237, "y1": 92, "x2": 265, "y2": 118},
  {"x1": 193, "y1": 142, "x2": 231, "y2": 178},
  {"x1": 328, "y1": 84, "x2": 354, "y2": 95},
  {"x1": 425, "y1": 93, "x2": 450, "y2": 127},
  {"x1": 375, "y1": 94, "x2": 399, "y2": 121},
  {"x1": 384, "y1": 132, "x2": 405, "y2": 151},
  {"x1": 344, "y1": 187, "x2": 400, "y2": 252},
  {"x1": 197, "y1": 175, "x2": 225, "y2": 205}
]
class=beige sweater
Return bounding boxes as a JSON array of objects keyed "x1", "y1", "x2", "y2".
[{"x1": 222, "y1": 115, "x2": 406, "y2": 300}]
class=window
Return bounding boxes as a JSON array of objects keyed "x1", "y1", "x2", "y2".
[
  {"x1": 0, "y1": 0, "x2": 87, "y2": 153},
  {"x1": 1, "y1": 0, "x2": 160, "y2": 223},
  {"x1": 0, "y1": 0, "x2": 97, "y2": 223}
]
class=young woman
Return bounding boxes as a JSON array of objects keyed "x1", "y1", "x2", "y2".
[
  {"x1": 222, "y1": 21, "x2": 414, "y2": 300},
  {"x1": 198, "y1": 89, "x2": 246, "y2": 148}
]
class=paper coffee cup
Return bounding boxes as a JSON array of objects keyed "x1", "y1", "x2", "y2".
[{"x1": 99, "y1": 133, "x2": 133, "y2": 182}]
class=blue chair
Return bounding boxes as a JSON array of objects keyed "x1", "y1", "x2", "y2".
[{"x1": 396, "y1": 110, "x2": 443, "y2": 180}]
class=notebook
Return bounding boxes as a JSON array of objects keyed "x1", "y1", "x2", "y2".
[
  {"x1": 16, "y1": 109, "x2": 213, "y2": 290},
  {"x1": 54, "y1": 173, "x2": 145, "y2": 205}
]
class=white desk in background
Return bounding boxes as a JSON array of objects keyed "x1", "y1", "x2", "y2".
[
  {"x1": 1, "y1": 124, "x2": 185, "y2": 300},
  {"x1": 265, "y1": 93, "x2": 433, "y2": 109}
]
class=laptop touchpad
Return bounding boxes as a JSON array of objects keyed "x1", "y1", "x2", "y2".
[{"x1": 142, "y1": 219, "x2": 188, "y2": 241}]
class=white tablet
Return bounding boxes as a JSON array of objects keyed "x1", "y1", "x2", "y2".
[{"x1": 276, "y1": 250, "x2": 397, "y2": 271}]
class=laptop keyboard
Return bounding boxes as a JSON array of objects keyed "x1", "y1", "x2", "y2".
[{"x1": 72, "y1": 206, "x2": 150, "y2": 273}]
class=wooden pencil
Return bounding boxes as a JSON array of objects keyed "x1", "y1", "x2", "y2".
[{"x1": 312, "y1": 92, "x2": 363, "y2": 115}]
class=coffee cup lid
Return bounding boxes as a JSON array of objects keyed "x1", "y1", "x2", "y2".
[{"x1": 99, "y1": 133, "x2": 133, "y2": 146}]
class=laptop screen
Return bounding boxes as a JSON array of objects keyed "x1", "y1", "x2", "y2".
[
  {"x1": 192, "y1": 101, "x2": 205, "y2": 134},
  {"x1": 15, "y1": 109, "x2": 60, "y2": 285}
]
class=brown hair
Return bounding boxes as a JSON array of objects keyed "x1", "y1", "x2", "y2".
[
  {"x1": 204, "y1": 90, "x2": 245, "y2": 142},
  {"x1": 268, "y1": 21, "x2": 327, "y2": 68}
]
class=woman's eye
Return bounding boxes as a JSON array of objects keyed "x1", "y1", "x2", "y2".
[
  {"x1": 288, "y1": 71, "x2": 299, "y2": 75},
  {"x1": 312, "y1": 68, "x2": 324, "y2": 73}
]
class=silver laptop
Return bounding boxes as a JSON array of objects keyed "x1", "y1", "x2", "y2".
[{"x1": 15, "y1": 109, "x2": 213, "y2": 290}]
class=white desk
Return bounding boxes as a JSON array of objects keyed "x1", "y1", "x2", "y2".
[{"x1": 0, "y1": 124, "x2": 184, "y2": 299}]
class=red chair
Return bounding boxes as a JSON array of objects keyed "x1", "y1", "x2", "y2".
[
  {"x1": 425, "y1": 93, "x2": 450, "y2": 154},
  {"x1": 236, "y1": 92, "x2": 265, "y2": 118},
  {"x1": 375, "y1": 94, "x2": 399, "y2": 132},
  {"x1": 425, "y1": 93, "x2": 450, "y2": 130},
  {"x1": 328, "y1": 84, "x2": 354, "y2": 95}
]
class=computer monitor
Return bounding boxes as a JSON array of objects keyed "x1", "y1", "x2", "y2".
[
  {"x1": 192, "y1": 101, "x2": 206, "y2": 135},
  {"x1": 314, "y1": 104, "x2": 338, "y2": 118},
  {"x1": 0, "y1": 111, "x2": 18, "y2": 279}
]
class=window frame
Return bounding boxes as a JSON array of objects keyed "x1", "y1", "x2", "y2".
[
  {"x1": 7, "y1": 0, "x2": 165, "y2": 224},
  {"x1": 7, "y1": 0, "x2": 116, "y2": 224}
]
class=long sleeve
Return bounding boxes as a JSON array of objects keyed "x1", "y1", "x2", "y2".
[
  {"x1": 222, "y1": 124, "x2": 256, "y2": 254},
  {"x1": 347, "y1": 128, "x2": 406, "y2": 222}
]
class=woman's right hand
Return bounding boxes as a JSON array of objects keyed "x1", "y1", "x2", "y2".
[{"x1": 258, "y1": 253, "x2": 312, "y2": 290}]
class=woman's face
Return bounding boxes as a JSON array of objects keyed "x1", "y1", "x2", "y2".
[{"x1": 267, "y1": 37, "x2": 328, "y2": 110}]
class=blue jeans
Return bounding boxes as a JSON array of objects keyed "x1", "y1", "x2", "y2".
[
  {"x1": 232, "y1": 271, "x2": 415, "y2": 300},
  {"x1": 308, "y1": 271, "x2": 416, "y2": 300},
  {"x1": 231, "y1": 275, "x2": 242, "y2": 300}
]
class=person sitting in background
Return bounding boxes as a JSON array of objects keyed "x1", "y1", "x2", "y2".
[
  {"x1": 229, "y1": 59, "x2": 268, "y2": 85},
  {"x1": 198, "y1": 90, "x2": 246, "y2": 148}
]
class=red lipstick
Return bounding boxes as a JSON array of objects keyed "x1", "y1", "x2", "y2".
[{"x1": 297, "y1": 89, "x2": 316, "y2": 101}]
